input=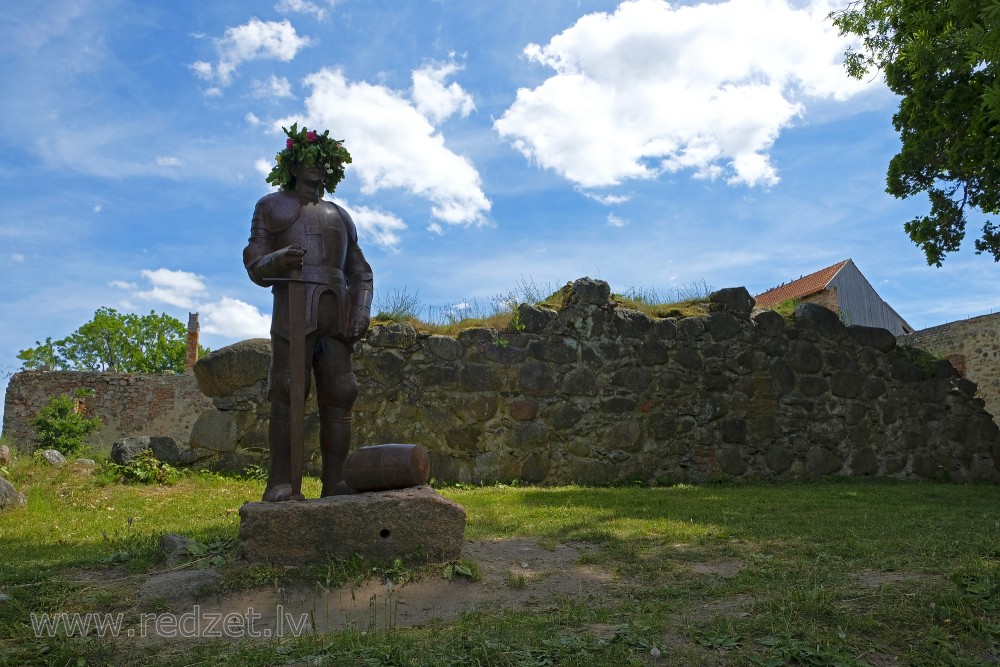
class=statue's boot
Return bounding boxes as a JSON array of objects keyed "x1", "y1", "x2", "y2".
[
  {"x1": 262, "y1": 408, "x2": 305, "y2": 502},
  {"x1": 320, "y1": 415, "x2": 355, "y2": 497}
]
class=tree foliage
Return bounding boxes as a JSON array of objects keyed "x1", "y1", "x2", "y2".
[
  {"x1": 17, "y1": 308, "x2": 208, "y2": 373},
  {"x1": 831, "y1": 0, "x2": 1000, "y2": 265}
]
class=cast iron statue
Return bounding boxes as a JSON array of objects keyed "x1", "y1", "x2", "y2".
[{"x1": 244, "y1": 124, "x2": 373, "y2": 502}]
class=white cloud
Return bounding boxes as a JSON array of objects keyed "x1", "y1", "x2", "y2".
[
  {"x1": 200, "y1": 297, "x2": 271, "y2": 339},
  {"x1": 254, "y1": 158, "x2": 275, "y2": 179},
  {"x1": 118, "y1": 269, "x2": 270, "y2": 340},
  {"x1": 334, "y1": 199, "x2": 407, "y2": 251},
  {"x1": 135, "y1": 268, "x2": 208, "y2": 309},
  {"x1": 246, "y1": 112, "x2": 262, "y2": 125},
  {"x1": 190, "y1": 60, "x2": 214, "y2": 80},
  {"x1": 411, "y1": 61, "x2": 476, "y2": 124},
  {"x1": 581, "y1": 191, "x2": 632, "y2": 205},
  {"x1": 191, "y1": 18, "x2": 311, "y2": 87},
  {"x1": 607, "y1": 214, "x2": 628, "y2": 228},
  {"x1": 93, "y1": 204, "x2": 103, "y2": 213},
  {"x1": 275, "y1": 0, "x2": 336, "y2": 21},
  {"x1": 284, "y1": 67, "x2": 491, "y2": 226},
  {"x1": 427, "y1": 222, "x2": 444, "y2": 235},
  {"x1": 251, "y1": 74, "x2": 294, "y2": 99},
  {"x1": 494, "y1": 0, "x2": 873, "y2": 189},
  {"x1": 11, "y1": 253, "x2": 25, "y2": 263},
  {"x1": 156, "y1": 156, "x2": 182, "y2": 167}
]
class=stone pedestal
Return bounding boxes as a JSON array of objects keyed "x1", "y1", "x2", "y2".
[{"x1": 238, "y1": 486, "x2": 466, "y2": 565}]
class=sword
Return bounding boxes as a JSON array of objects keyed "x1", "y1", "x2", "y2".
[{"x1": 286, "y1": 268, "x2": 306, "y2": 498}]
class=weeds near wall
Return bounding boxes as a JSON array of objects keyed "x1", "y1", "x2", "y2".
[
  {"x1": 915, "y1": 348, "x2": 942, "y2": 373},
  {"x1": 621, "y1": 279, "x2": 715, "y2": 305},
  {"x1": 373, "y1": 287, "x2": 423, "y2": 323},
  {"x1": 371, "y1": 276, "x2": 556, "y2": 334},
  {"x1": 28, "y1": 392, "x2": 102, "y2": 456},
  {"x1": 372, "y1": 276, "x2": 716, "y2": 335},
  {"x1": 99, "y1": 450, "x2": 182, "y2": 485},
  {"x1": 772, "y1": 298, "x2": 801, "y2": 319}
]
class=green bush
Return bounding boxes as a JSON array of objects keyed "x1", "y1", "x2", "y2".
[
  {"x1": 101, "y1": 450, "x2": 181, "y2": 485},
  {"x1": 29, "y1": 394, "x2": 102, "y2": 456}
]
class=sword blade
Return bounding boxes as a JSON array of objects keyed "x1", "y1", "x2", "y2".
[{"x1": 288, "y1": 275, "x2": 306, "y2": 497}]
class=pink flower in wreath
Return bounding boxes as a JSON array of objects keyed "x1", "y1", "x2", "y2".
[
  {"x1": 307, "y1": 131, "x2": 318, "y2": 142},
  {"x1": 286, "y1": 138, "x2": 295, "y2": 150}
]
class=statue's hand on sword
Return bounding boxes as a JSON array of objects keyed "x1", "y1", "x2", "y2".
[{"x1": 276, "y1": 244, "x2": 307, "y2": 272}]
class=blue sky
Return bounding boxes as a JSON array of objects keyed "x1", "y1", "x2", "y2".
[{"x1": 2, "y1": 0, "x2": 999, "y2": 421}]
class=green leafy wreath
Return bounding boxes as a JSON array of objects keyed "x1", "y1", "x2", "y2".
[{"x1": 265, "y1": 123, "x2": 353, "y2": 194}]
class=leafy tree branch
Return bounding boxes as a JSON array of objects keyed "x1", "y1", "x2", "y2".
[{"x1": 831, "y1": 0, "x2": 1000, "y2": 266}]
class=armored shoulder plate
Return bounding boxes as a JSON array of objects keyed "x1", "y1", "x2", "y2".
[
  {"x1": 331, "y1": 202, "x2": 359, "y2": 244},
  {"x1": 256, "y1": 191, "x2": 302, "y2": 234}
]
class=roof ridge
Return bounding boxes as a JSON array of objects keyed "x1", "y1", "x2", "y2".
[{"x1": 754, "y1": 259, "x2": 850, "y2": 308}]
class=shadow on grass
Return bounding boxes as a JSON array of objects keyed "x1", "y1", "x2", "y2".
[{"x1": 444, "y1": 478, "x2": 1000, "y2": 569}]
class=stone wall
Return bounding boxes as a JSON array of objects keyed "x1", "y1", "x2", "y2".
[
  {"x1": 802, "y1": 287, "x2": 840, "y2": 314},
  {"x1": 900, "y1": 313, "x2": 1000, "y2": 425},
  {"x1": 187, "y1": 338, "x2": 274, "y2": 469},
  {"x1": 2, "y1": 371, "x2": 212, "y2": 454},
  {"x1": 191, "y1": 278, "x2": 1000, "y2": 484}
]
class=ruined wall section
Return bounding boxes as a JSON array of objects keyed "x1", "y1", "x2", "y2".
[
  {"x1": 6, "y1": 278, "x2": 999, "y2": 485},
  {"x1": 337, "y1": 280, "x2": 998, "y2": 485},
  {"x1": 900, "y1": 313, "x2": 1000, "y2": 424},
  {"x1": 2, "y1": 371, "x2": 212, "y2": 453}
]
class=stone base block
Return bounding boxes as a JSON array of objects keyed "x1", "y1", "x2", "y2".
[{"x1": 238, "y1": 486, "x2": 466, "y2": 566}]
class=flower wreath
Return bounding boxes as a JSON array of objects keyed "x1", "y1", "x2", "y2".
[{"x1": 265, "y1": 123, "x2": 353, "y2": 194}]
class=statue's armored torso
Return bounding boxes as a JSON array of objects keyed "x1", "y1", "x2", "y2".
[
  {"x1": 244, "y1": 191, "x2": 362, "y2": 339},
  {"x1": 270, "y1": 194, "x2": 351, "y2": 273}
]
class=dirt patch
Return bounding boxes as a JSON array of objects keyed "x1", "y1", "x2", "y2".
[
  {"x1": 863, "y1": 651, "x2": 903, "y2": 667},
  {"x1": 75, "y1": 554, "x2": 942, "y2": 646},
  {"x1": 687, "y1": 560, "x2": 745, "y2": 579},
  {"x1": 854, "y1": 570, "x2": 939, "y2": 590},
  {"x1": 126, "y1": 538, "x2": 613, "y2": 642},
  {"x1": 683, "y1": 594, "x2": 755, "y2": 623},
  {"x1": 583, "y1": 623, "x2": 621, "y2": 641},
  {"x1": 62, "y1": 565, "x2": 134, "y2": 587}
]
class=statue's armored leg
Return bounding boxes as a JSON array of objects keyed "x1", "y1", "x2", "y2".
[
  {"x1": 262, "y1": 402, "x2": 305, "y2": 502},
  {"x1": 320, "y1": 411, "x2": 354, "y2": 497},
  {"x1": 262, "y1": 338, "x2": 307, "y2": 502},
  {"x1": 315, "y1": 337, "x2": 359, "y2": 497}
]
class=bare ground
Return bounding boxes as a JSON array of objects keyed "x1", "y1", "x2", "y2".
[
  {"x1": 60, "y1": 538, "x2": 939, "y2": 657},
  {"x1": 125, "y1": 538, "x2": 614, "y2": 641}
]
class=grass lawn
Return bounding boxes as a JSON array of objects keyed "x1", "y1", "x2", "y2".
[{"x1": 1, "y1": 451, "x2": 999, "y2": 666}]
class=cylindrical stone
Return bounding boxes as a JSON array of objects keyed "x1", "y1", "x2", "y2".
[{"x1": 344, "y1": 443, "x2": 431, "y2": 492}]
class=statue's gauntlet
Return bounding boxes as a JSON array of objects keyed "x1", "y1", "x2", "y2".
[{"x1": 347, "y1": 282, "x2": 373, "y2": 342}]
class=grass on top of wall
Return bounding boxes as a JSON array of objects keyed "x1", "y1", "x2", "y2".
[
  {"x1": 370, "y1": 278, "x2": 717, "y2": 336},
  {"x1": 2, "y1": 449, "x2": 1000, "y2": 666}
]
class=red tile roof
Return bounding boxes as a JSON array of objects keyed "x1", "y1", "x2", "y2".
[{"x1": 754, "y1": 259, "x2": 850, "y2": 309}]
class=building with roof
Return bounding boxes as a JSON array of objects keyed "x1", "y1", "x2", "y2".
[{"x1": 754, "y1": 259, "x2": 914, "y2": 335}]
